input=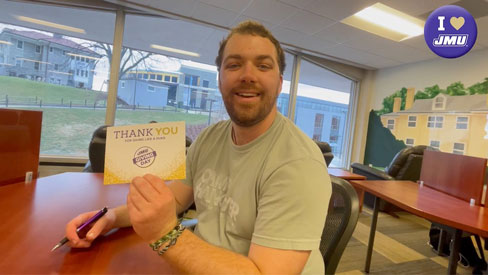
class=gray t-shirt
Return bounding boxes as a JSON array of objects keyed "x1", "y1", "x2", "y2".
[{"x1": 183, "y1": 113, "x2": 331, "y2": 274}]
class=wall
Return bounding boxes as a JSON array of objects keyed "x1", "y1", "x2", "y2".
[{"x1": 372, "y1": 48, "x2": 488, "y2": 110}]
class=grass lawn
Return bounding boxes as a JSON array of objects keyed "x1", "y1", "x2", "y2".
[
  {"x1": 0, "y1": 76, "x2": 104, "y2": 105},
  {"x1": 0, "y1": 76, "x2": 210, "y2": 156},
  {"x1": 20, "y1": 107, "x2": 208, "y2": 156}
]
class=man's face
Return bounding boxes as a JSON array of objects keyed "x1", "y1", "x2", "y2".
[{"x1": 218, "y1": 33, "x2": 283, "y2": 127}]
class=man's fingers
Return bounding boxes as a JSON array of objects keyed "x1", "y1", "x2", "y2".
[
  {"x1": 143, "y1": 174, "x2": 169, "y2": 194},
  {"x1": 131, "y1": 176, "x2": 159, "y2": 203},
  {"x1": 85, "y1": 218, "x2": 107, "y2": 241}
]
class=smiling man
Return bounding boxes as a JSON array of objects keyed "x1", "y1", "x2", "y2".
[{"x1": 66, "y1": 20, "x2": 331, "y2": 274}]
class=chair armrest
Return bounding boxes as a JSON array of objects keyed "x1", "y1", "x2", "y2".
[
  {"x1": 82, "y1": 160, "x2": 93, "y2": 172},
  {"x1": 350, "y1": 163, "x2": 394, "y2": 180}
]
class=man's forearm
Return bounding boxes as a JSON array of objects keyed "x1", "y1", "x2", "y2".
[
  {"x1": 162, "y1": 230, "x2": 261, "y2": 274},
  {"x1": 112, "y1": 205, "x2": 131, "y2": 228}
]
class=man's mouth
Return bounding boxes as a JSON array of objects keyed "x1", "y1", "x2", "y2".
[{"x1": 236, "y1": 92, "x2": 260, "y2": 98}]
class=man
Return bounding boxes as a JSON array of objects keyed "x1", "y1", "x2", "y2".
[{"x1": 66, "y1": 20, "x2": 331, "y2": 274}]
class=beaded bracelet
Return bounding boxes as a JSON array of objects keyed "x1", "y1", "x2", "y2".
[{"x1": 149, "y1": 219, "x2": 186, "y2": 256}]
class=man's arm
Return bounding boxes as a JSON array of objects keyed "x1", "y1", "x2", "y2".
[
  {"x1": 161, "y1": 230, "x2": 310, "y2": 274},
  {"x1": 128, "y1": 174, "x2": 311, "y2": 274}
]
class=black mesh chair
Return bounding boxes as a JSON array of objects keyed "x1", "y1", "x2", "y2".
[
  {"x1": 315, "y1": 141, "x2": 334, "y2": 167},
  {"x1": 320, "y1": 176, "x2": 359, "y2": 274},
  {"x1": 83, "y1": 125, "x2": 193, "y2": 172}
]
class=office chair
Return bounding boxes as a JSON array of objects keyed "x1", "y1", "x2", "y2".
[
  {"x1": 320, "y1": 176, "x2": 359, "y2": 274},
  {"x1": 350, "y1": 145, "x2": 436, "y2": 210},
  {"x1": 315, "y1": 141, "x2": 334, "y2": 167},
  {"x1": 83, "y1": 125, "x2": 193, "y2": 172}
]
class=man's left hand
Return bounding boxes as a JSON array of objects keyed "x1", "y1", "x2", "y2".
[{"x1": 127, "y1": 174, "x2": 178, "y2": 243}]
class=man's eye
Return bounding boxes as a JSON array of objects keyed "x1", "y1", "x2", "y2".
[
  {"x1": 258, "y1": 64, "x2": 272, "y2": 70},
  {"x1": 226, "y1": 63, "x2": 240, "y2": 69}
]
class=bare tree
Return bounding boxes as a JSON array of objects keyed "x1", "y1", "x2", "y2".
[{"x1": 90, "y1": 42, "x2": 153, "y2": 79}]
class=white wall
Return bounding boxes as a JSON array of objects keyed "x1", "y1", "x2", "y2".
[{"x1": 371, "y1": 48, "x2": 488, "y2": 110}]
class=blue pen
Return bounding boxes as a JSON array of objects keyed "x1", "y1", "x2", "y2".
[{"x1": 51, "y1": 207, "x2": 108, "y2": 252}]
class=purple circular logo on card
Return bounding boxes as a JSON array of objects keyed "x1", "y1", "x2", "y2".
[
  {"x1": 424, "y1": 5, "x2": 477, "y2": 58},
  {"x1": 133, "y1": 146, "x2": 157, "y2": 168}
]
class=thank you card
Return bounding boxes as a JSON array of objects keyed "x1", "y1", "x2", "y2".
[{"x1": 104, "y1": 121, "x2": 186, "y2": 185}]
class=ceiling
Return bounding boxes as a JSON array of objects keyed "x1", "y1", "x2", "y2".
[{"x1": 2, "y1": 0, "x2": 488, "y2": 70}]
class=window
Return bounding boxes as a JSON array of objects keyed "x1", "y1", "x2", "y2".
[
  {"x1": 171, "y1": 76, "x2": 177, "y2": 83},
  {"x1": 36, "y1": 45, "x2": 41, "y2": 53},
  {"x1": 408, "y1": 116, "x2": 416, "y2": 127},
  {"x1": 427, "y1": 116, "x2": 443, "y2": 128},
  {"x1": 15, "y1": 58, "x2": 21, "y2": 67},
  {"x1": 138, "y1": 73, "x2": 143, "y2": 79},
  {"x1": 453, "y1": 143, "x2": 465, "y2": 155},
  {"x1": 312, "y1": 113, "x2": 324, "y2": 141},
  {"x1": 387, "y1": 119, "x2": 394, "y2": 129},
  {"x1": 121, "y1": 81, "x2": 125, "y2": 88},
  {"x1": 143, "y1": 73, "x2": 148, "y2": 79},
  {"x1": 331, "y1": 116, "x2": 340, "y2": 131},
  {"x1": 405, "y1": 138, "x2": 414, "y2": 147},
  {"x1": 34, "y1": 62, "x2": 39, "y2": 70},
  {"x1": 430, "y1": 140, "x2": 440, "y2": 150},
  {"x1": 456, "y1": 116, "x2": 468, "y2": 129},
  {"x1": 147, "y1": 85, "x2": 155, "y2": 92},
  {"x1": 434, "y1": 96, "x2": 444, "y2": 109},
  {"x1": 293, "y1": 58, "x2": 353, "y2": 168},
  {"x1": 49, "y1": 47, "x2": 53, "y2": 53},
  {"x1": 54, "y1": 64, "x2": 59, "y2": 71},
  {"x1": 203, "y1": 80, "x2": 209, "y2": 88},
  {"x1": 81, "y1": 57, "x2": 85, "y2": 62},
  {"x1": 76, "y1": 69, "x2": 80, "y2": 76},
  {"x1": 76, "y1": 56, "x2": 80, "y2": 61},
  {"x1": 156, "y1": 75, "x2": 162, "y2": 81},
  {"x1": 63, "y1": 50, "x2": 66, "y2": 55},
  {"x1": 150, "y1": 74, "x2": 156, "y2": 80},
  {"x1": 17, "y1": 40, "x2": 23, "y2": 49},
  {"x1": 164, "y1": 75, "x2": 170, "y2": 82}
]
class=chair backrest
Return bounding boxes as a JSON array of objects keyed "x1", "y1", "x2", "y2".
[
  {"x1": 385, "y1": 145, "x2": 436, "y2": 180},
  {"x1": 88, "y1": 125, "x2": 108, "y2": 173},
  {"x1": 316, "y1": 141, "x2": 334, "y2": 167},
  {"x1": 320, "y1": 176, "x2": 359, "y2": 274}
]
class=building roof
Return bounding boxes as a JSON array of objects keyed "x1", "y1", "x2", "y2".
[
  {"x1": 3, "y1": 28, "x2": 100, "y2": 56},
  {"x1": 383, "y1": 94, "x2": 488, "y2": 116}
]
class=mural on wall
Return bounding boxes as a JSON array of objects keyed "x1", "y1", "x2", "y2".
[{"x1": 364, "y1": 77, "x2": 488, "y2": 166}]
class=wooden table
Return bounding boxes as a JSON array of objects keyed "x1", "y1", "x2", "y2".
[
  {"x1": 329, "y1": 168, "x2": 366, "y2": 211},
  {"x1": 0, "y1": 172, "x2": 174, "y2": 274},
  {"x1": 350, "y1": 180, "x2": 488, "y2": 274}
]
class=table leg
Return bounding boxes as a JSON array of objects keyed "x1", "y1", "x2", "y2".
[
  {"x1": 353, "y1": 186, "x2": 364, "y2": 212},
  {"x1": 447, "y1": 229, "x2": 462, "y2": 275},
  {"x1": 365, "y1": 196, "x2": 380, "y2": 273}
]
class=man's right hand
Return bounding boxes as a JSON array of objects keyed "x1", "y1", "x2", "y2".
[{"x1": 65, "y1": 208, "x2": 117, "y2": 248}]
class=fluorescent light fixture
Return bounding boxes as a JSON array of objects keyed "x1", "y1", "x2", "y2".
[
  {"x1": 16, "y1": 16, "x2": 86, "y2": 34},
  {"x1": 48, "y1": 70, "x2": 72, "y2": 76},
  {"x1": 0, "y1": 40, "x2": 12, "y2": 45},
  {"x1": 16, "y1": 57, "x2": 50, "y2": 64},
  {"x1": 150, "y1": 44, "x2": 200, "y2": 57},
  {"x1": 67, "y1": 53, "x2": 99, "y2": 60},
  {"x1": 342, "y1": 3, "x2": 424, "y2": 41}
]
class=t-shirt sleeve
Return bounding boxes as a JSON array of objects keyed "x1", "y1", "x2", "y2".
[
  {"x1": 181, "y1": 139, "x2": 196, "y2": 188},
  {"x1": 251, "y1": 158, "x2": 331, "y2": 251}
]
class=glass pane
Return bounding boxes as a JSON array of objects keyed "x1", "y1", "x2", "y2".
[
  {"x1": 114, "y1": 14, "x2": 228, "y2": 143},
  {"x1": 277, "y1": 51, "x2": 294, "y2": 117},
  {"x1": 293, "y1": 59, "x2": 353, "y2": 168},
  {"x1": 0, "y1": 1, "x2": 114, "y2": 156}
]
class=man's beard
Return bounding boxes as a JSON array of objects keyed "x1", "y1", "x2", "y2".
[{"x1": 222, "y1": 84, "x2": 278, "y2": 127}]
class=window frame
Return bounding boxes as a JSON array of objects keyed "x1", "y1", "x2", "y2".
[
  {"x1": 405, "y1": 138, "x2": 415, "y2": 147},
  {"x1": 456, "y1": 116, "x2": 469, "y2": 130},
  {"x1": 453, "y1": 142, "x2": 465, "y2": 155},
  {"x1": 407, "y1": 115, "x2": 417, "y2": 127},
  {"x1": 387, "y1": 119, "x2": 395, "y2": 130}
]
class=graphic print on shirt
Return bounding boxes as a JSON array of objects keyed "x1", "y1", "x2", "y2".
[{"x1": 194, "y1": 168, "x2": 240, "y2": 225}]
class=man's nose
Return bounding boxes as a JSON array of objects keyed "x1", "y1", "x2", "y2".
[{"x1": 239, "y1": 64, "x2": 257, "y2": 83}]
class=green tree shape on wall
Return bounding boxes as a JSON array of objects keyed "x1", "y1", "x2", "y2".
[
  {"x1": 376, "y1": 78, "x2": 488, "y2": 115},
  {"x1": 363, "y1": 110, "x2": 406, "y2": 167}
]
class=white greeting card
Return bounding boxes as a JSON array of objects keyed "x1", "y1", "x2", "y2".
[{"x1": 104, "y1": 121, "x2": 186, "y2": 185}]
